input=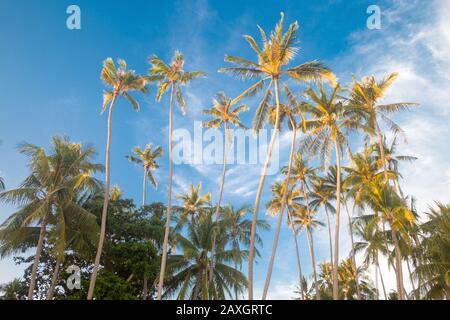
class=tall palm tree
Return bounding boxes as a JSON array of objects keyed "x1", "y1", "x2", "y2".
[
  {"x1": 163, "y1": 213, "x2": 247, "y2": 300},
  {"x1": 263, "y1": 179, "x2": 302, "y2": 298},
  {"x1": 292, "y1": 204, "x2": 324, "y2": 299},
  {"x1": 147, "y1": 51, "x2": 206, "y2": 299},
  {"x1": 364, "y1": 182, "x2": 415, "y2": 300},
  {"x1": 126, "y1": 144, "x2": 162, "y2": 206},
  {"x1": 219, "y1": 13, "x2": 334, "y2": 299},
  {"x1": 262, "y1": 85, "x2": 305, "y2": 299},
  {"x1": 175, "y1": 183, "x2": 211, "y2": 224},
  {"x1": 347, "y1": 73, "x2": 417, "y2": 181},
  {"x1": 301, "y1": 83, "x2": 357, "y2": 299},
  {"x1": 202, "y1": 92, "x2": 248, "y2": 284},
  {"x1": 0, "y1": 136, "x2": 102, "y2": 300},
  {"x1": 353, "y1": 215, "x2": 388, "y2": 299},
  {"x1": 88, "y1": 58, "x2": 147, "y2": 299}
]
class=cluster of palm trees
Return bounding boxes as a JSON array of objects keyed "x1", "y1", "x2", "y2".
[{"x1": 0, "y1": 12, "x2": 449, "y2": 300}]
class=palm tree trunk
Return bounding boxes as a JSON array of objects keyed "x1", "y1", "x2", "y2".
[
  {"x1": 46, "y1": 254, "x2": 62, "y2": 300},
  {"x1": 157, "y1": 82, "x2": 175, "y2": 300},
  {"x1": 332, "y1": 137, "x2": 342, "y2": 300},
  {"x1": 248, "y1": 80, "x2": 278, "y2": 300},
  {"x1": 306, "y1": 226, "x2": 320, "y2": 300},
  {"x1": 343, "y1": 201, "x2": 361, "y2": 299},
  {"x1": 88, "y1": 94, "x2": 117, "y2": 300},
  {"x1": 293, "y1": 229, "x2": 304, "y2": 300},
  {"x1": 325, "y1": 207, "x2": 334, "y2": 272},
  {"x1": 142, "y1": 167, "x2": 148, "y2": 206},
  {"x1": 28, "y1": 210, "x2": 49, "y2": 300},
  {"x1": 142, "y1": 278, "x2": 148, "y2": 300},
  {"x1": 390, "y1": 225, "x2": 406, "y2": 299},
  {"x1": 406, "y1": 258, "x2": 416, "y2": 299},
  {"x1": 376, "y1": 253, "x2": 387, "y2": 300},
  {"x1": 375, "y1": 120, "x2": 389, "y2": 182},
  {"x1": 209, "y1": 123, "x2": 228, "y2": 286},
  {"x1": 262, "y1": 121, "x2": 296, "y2": 300}
]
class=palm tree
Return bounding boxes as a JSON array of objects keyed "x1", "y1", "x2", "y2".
[
  {"x1": 0, "y1": 136, "x2": 102, "y2": 300},
  {"x1": 147, "y1": 51, "x2": 206, "y2": 299},
  {"x1": 413, "y1": 203, "x2": 450, "y2": 299},
  {"x1": 262, "y1": 85, "x2": 306, "y2": 299},
  {"x1": 202, "y1": 92, "x2": 248, "y2": 284},
  {"x1": 364, "y1": 181, "x2": 415, "y2": 299},
  {"x1": 353, "y1": 215, "x2": 388, "y2": 299},
  {"x1": 309, "y1": 175, "x2": 336, "y2": 274},
  {"x1": 88, "y1": 58, "x2": 147, "y2": 299},
  {"x1": 263, "y1": 179, "x2": 302, "y2": 299},
  {"x1": 347, "y1": 73, "x2": 417, "y2": 181},
  {"x1": 219, "y1": 12, "x2": 334, "y2": 299},
  {"x1": 220, "y1": 206, "x2": 269, "y2": 299},
  {"x1": 163, "y1": 213, "x2": 247, "y2": 300},
  {"x1": 175, "y1": 183, "x2": 211, "y2": 224},
  {"x1": 292, "y1": 204, "x2": 324, "y2": 299},
  {"x1": 126, "y1": 144, "x2": 162, "y2": 206},
  {"x1": 301, "y1": 83, "x2": 357, "y2": 299}
]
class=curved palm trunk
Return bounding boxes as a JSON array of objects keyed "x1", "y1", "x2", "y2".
[
  {"x1": 343, "y1": 201, "x2": 361, "y2": 299},
  {"x1": 248, "y1": 79, "x2": 279, "y2": 300},
  {"x1": 293, "y1": 229, "x2": 304, "y2": 300},
  {"x1": 157, "y1": 83, "x2": 175, "y2": 300},
  {"x1": 28, "y1": 210, "x2": 49, "y2": 299},
  {"x1": 375, "y1": 120, "x2": 389, "y2": 182},
  {"x1": 390, "y1": 225, "x2": 406, "y2": 299},
  {"x1": 325, "y1": 207, "x2": 334, "y2": 272},
  {"x1": 406, "y1": 258, "x2": 416, "y2": 299},
  {"x1": 306, "y1": 226, "x2": 320, "y2": 300},
  {"x1": 262, "y1": 122, "x2": 296, "y2": 300},
  {"x1": 209, "y1": 123, "x2": 228, "y2": 287},
  {"x1": 142, "y1": 166, "x2": 148, "y2": 300},
  {"x1": 46, "y1": 254, "x2": 62, "y2": 300},
  {"x1": 88, "y1": 94, "x2": 117, "y2": 300},
  {"x1": 376, "y1": 252, "x2": 387, "y2": 300},
  {"x1": 332, "y1": 138, "x2": 342, "y2": 300}
]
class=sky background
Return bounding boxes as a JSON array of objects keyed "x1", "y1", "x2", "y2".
[{"x1": 0, "y1": 0, "x2": 449, "y2": 299}]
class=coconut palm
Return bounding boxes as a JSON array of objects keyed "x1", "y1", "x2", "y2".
[
  {"x1": 163, "y1": 213, "x2": 247, "y2": 300},
  {"x1": 301, "y1": 83, "x2": 358, "y2": 299},
  {"x1": 292, "y1": 204, "x2": 324, "y2": 299},
  {"x1": 202, "y1": 92, "x2": 248, "y2": 284},
  {"x1": 363, "y1": 181, "x2": 415, "y2": 299},
  {"x1": 413, "y1": 203, "x2": 450, "y2": 299},
  {"x1": 175, "y1": 183, "x2": 211, "y2": 224},
  {"x1": 262, "y1": 85, "x2": 306, "y2": 299},
  {"x1": 0, "y1": 136, "x2": 102, "y2": 300},
  {"x1": 147, "y1": 51, "x2": 206, "y2": 299},
  {"x1": 347, "y1": 73, "x2": 417, "y2": 181},
  {"x1": 353, "y1": 215, "x2": 389, "y2": 299},
  {"x1": 219, "y1": 12, "x2": 334, "y2": 298},
  {"x1": 88, "y1": 58, "x2": 147, "y2": 299},
  {"x1": 126, "y1": 144, "x2": 162, "y2": 206}
]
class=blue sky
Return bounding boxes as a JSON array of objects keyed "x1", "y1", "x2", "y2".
[{"x1": 1, "y1": 0, "x2": 449, "y2": 299}]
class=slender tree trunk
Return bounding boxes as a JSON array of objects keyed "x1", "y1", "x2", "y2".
[
  {"x1": 293, "y1": 229, "x2": 304, "y2": 300},
  {"x1": 28, "y1": 210, "x2": 49, "y2": 300},
  {"x1": 325, "y1": 207, "x2": 334, "y2": 272},
  {"x1": 262, "y1": 121, "x2": 296, "y2": 300},
  {"x1": 406, "y1": 258, "x2": 416, "y2": 300},
  {"x1": 332, "y1": 137, "x2": 342, "y2": 300},
  {"x1": 157, "y1": 83, "x2": 175, "y2": 300},
  {"x1": 375, "y1": 262, "x2": 379, "y2": 300},
  {"x1": 376, "y1": 253, "x2": 387, "y2": 300},
  {"x1": 343, "y1": 201, "x2": 361, "y2": 299},
  {"x1": 248, "y1": 79, "x2": 279, "y2": 300},
  {"x1": 375, "y1": 120, "x2": 389, "y2": 182},
  {"x1": 390, "y1": 225, "x2": 405, "y2": 300},
  {"x1": 142, "y1": 167, "x2": 148, "y2": 206},
  {"x1": 88, "y1": 94, "x2": 117, "y2": 300},
  {"x1": 209, "y1": 123, "x2": 228, "y2": 287},
  {"x1": 46, "y1": 254, "x2": 62, "y2": 300},
  {"x1": 306, "y1": 226, "x2": 320, "y2": 300},
  {"x1": 142, "y1": 278, "x2": 148, "y2": 300}
]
